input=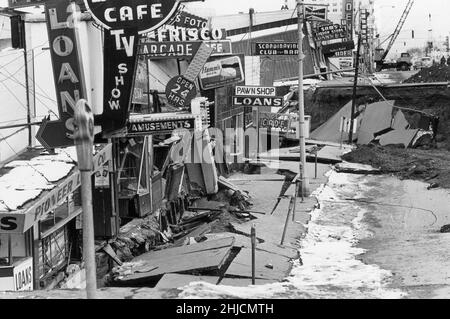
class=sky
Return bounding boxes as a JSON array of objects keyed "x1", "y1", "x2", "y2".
[{"x1": 187, "y1": 0, "x2": 450, "y2": 56}]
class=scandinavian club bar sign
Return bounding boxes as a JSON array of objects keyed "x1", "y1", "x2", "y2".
[
  {"x1": 253, "y1": 42, "x2": 298, "y2": 56},
  {"x1": 127, "y1": 118, "x2": 195, "y2": 136},
  {"x1": 84, "y1": 0, "x2": 182, "y2": 34}
]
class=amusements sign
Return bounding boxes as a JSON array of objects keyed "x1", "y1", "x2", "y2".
[
  {"x1": 36, "y1": 0, "x2": 86, "y2": 150},
  {"x1": 315, "y1": 24, "x2": 347, "y2": 42},
  {"x1": 199, "y1": 55, "x2": 245, "y2": 90},
  {"x1": 127, "y1": 118, "x2": 196, "y2": 136}
]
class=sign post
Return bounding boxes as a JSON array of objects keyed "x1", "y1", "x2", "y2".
[
  {"x1": 297, "y1": 0, "x2": 309, "y2": 199},
  {"x1": 166, "y1": 42, "x2": 213, "y2": 108},
  {"x1": 73, "y1": 99, "x2": 96, "y2": 299}
]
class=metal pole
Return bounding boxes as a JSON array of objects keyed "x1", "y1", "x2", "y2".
[
  {"x1": 74, "y1": 99, "x2": 97, "y2": 299},
  {"x1": 297, "y1": 0, "x2": 309, "y2": 198},
  {"x1": 280, "y1": 196, "x2": 294, "y2": 246},
  {"x1": 251, "y1": 224, "x2": 256, "y2": 285},
  {"x1": 21, "y1": 19, "x2": 32, "y2": 148},
  {"x1": 348, "y1": 34, "x2": 362, "y2": 144}
]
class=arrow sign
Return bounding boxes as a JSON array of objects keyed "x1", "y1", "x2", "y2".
[
  {"x1": 36, "y1": 117, "x2": 75, "y2": 150},
  {"x1": 165, "y1": 42, "x2": 213, "y2": 108}
]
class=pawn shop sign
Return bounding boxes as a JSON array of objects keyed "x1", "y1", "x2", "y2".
[{"x1": 84, "y1": 0, "x2": 185, "y2": 34}]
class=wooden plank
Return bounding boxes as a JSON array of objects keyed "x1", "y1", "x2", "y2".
[
  {"x1": 225, "y1": 248, "x2": 292, "y2": 281},
  {"x1": 117, "y1": 246, "x2": 232, "y2": 285},
  {"x1": 155, "y1": 274, "x2": 219, "y2": 289},
  {"x1": 134, "y1": 237, "x2": 235, "y2": 262},
  {"x1": 205, "y1": 232, "x2": 299, "y2": 259},
  {"x1": 219, "y1": 278, "x2": 277, "y2": 287}
]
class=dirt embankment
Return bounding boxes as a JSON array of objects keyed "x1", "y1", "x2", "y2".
[
  {"x1": 342, "y1": 145, "x2": 450, "y2": 189},
  {"x1": 305, "y1": 84, "x2": 450, "y2": 149},
  {"x1": 404, "y1": 65, "x2": 450, "y2": 83}
]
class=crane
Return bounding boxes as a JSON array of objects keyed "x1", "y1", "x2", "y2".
[{"x1": 375, "y1": 0, "x2": 415, "y2": 71}]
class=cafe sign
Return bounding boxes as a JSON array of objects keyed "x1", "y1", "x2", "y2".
[{"x1": 84, "y1": 0, "x2": 182, "y2": 34}]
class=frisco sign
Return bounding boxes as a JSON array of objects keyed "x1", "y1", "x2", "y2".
[{"x1": 84, "y1": 0, "x2": 182, "y2": 34}]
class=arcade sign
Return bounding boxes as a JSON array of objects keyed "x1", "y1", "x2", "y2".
[
  {"x1": 138, "y1": 40, "x2": 232, "y2": 58},
  {"x1": 84, "y1": 0, "x2": 182, "y2": 33}
]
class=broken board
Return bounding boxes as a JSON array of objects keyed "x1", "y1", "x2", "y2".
[
  {"x1": 155, "y1": 274, "x2": 219, "y2": 289},
  {"x1": 378, "y1": 129, "x2": 419, "y2": 148},
  {"x1": 219, "y1": 278, "x2": 277, "y2": 287},
  {"x1": 205, "y1": 232, "x2": 299, "y2": 259},
  {"x1": 115, "y1": 238, "x2": 235, "y2": 286},
  {"x1": 224, "y1": 248, "x2": 292, "y2": 281}
]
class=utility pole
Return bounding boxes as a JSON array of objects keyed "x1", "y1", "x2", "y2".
[
  {"x1": 348, "y1": 33, "x2": 362, "y2": 144},
  {"x1": 74, "y1": 99, "x2": 97, "y2": 299},
  {"x1": 296, "y1": 0, "x2": 309, "y2": 198}
]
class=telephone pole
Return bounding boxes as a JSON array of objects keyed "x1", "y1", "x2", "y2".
[{"x1": 297, "y1": 0, "x2": 309, "y2": 198}]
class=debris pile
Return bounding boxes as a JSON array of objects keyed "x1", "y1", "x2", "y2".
[{"x1": 404, "y1": 65, "x2": 450, "y2": 83}]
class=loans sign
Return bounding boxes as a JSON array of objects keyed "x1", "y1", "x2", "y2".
[
  {"x1": 36, "y1": 0, "x2": 86, "y2": 151},
  {"x1": 232, "y1": 96, "x2": 284, "y2": 107},
  {"x1": 84, "y1": 0, "x2": 182, "y2": 33}
]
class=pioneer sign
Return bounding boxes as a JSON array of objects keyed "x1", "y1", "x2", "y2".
[{"x1": 84, "y1": 0, "x2": 182, "y2": 33}]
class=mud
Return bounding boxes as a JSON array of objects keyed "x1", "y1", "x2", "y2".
[{"x1": 342, "y1": 145, "x2": 450, "y2": 189}]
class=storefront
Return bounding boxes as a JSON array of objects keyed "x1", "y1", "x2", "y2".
[{"x1": 0, "y1": 144, "x2": 112, "y2": 290}]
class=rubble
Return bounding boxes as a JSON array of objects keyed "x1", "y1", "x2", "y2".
[{"x1": 404, "y1": 65, "x2": 450, "y2": 83}]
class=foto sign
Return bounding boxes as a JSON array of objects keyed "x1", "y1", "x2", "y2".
[
  {"x1": 232, "y1": 96, "x2": 284, "y2": 107},
  {"x1": 253, "y1": 43, "x2": 298, "y2": 56},
  {"x1": 127, "y1": 118, "x2": 195, "y2": 136},
  {"x1": 199, "y1": 55, "x2": 244, "y2": 90},
  {"x1": 172, "y1": 10, "x2": 208, "y2": 29},
  {"x1": 84, "y1": 0, "x2": 182, "y2": 34},
  {"x1": 138, "y1": 40, "x2": 232, "y2": 58}
]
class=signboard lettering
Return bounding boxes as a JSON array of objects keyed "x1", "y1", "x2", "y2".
[
  {"x1": 322, "y1": 40, "x2": 355, "y2": 55},
  {"x1": 138, "y1": 40, "x2": 232, "y2": 58},
  {"x1": 127, "y1": 118, "x2": 195, "y2": 136},
  {"x1": 0, "y1": 217, "x2": 18, "y2": 231},
  {"x1": 13, "y1": 258, "x2": 33, "y2": 291},
  {"x1": 199, "y1": 55, "x2": 245, "y2": 90},
  {"x1": 344, "y1": 0, "x2": 354, "y2": 40},
  {"x1": 36, "y1": 0, "x2": 86, "y2": 150},
  {"x1": 253, "y1": 43, "x2": 298, "y2": 56},
  {"x1": 84, "y1": 0, "x2": 181, "y2": 34},
  {"x1": 232, "y1": 96, "x2": 284, "y2": 107},
  {"x1": 235, "y1": 86, "x2": 276, "y2": 97},
  {"x1": 172, "y1": 10, "x2": 208, "y2": 29},
  {"x1": 152, "y1": 27, "x2": 226, "y2": 42},
  {"x1": 101, "y1": 28, "x2": 139, "y2": 133},
  {"x1": 259, "y1": 113, "x2": 289, "y2": 130},
  {"x1": 315, "y1": 24, "x2": 347, "y2": 42}
]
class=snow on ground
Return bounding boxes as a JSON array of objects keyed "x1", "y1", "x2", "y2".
[
  {"x1": 0, "y1": 148, "x2": 75, "y2": 212},
  {"x1": 179, "y1": 171, "x2": 406, "y2": 299}
]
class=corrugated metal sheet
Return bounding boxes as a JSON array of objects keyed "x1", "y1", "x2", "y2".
[{"x1": 232, "y1": 29, "x2": 318, "y2": 86}]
